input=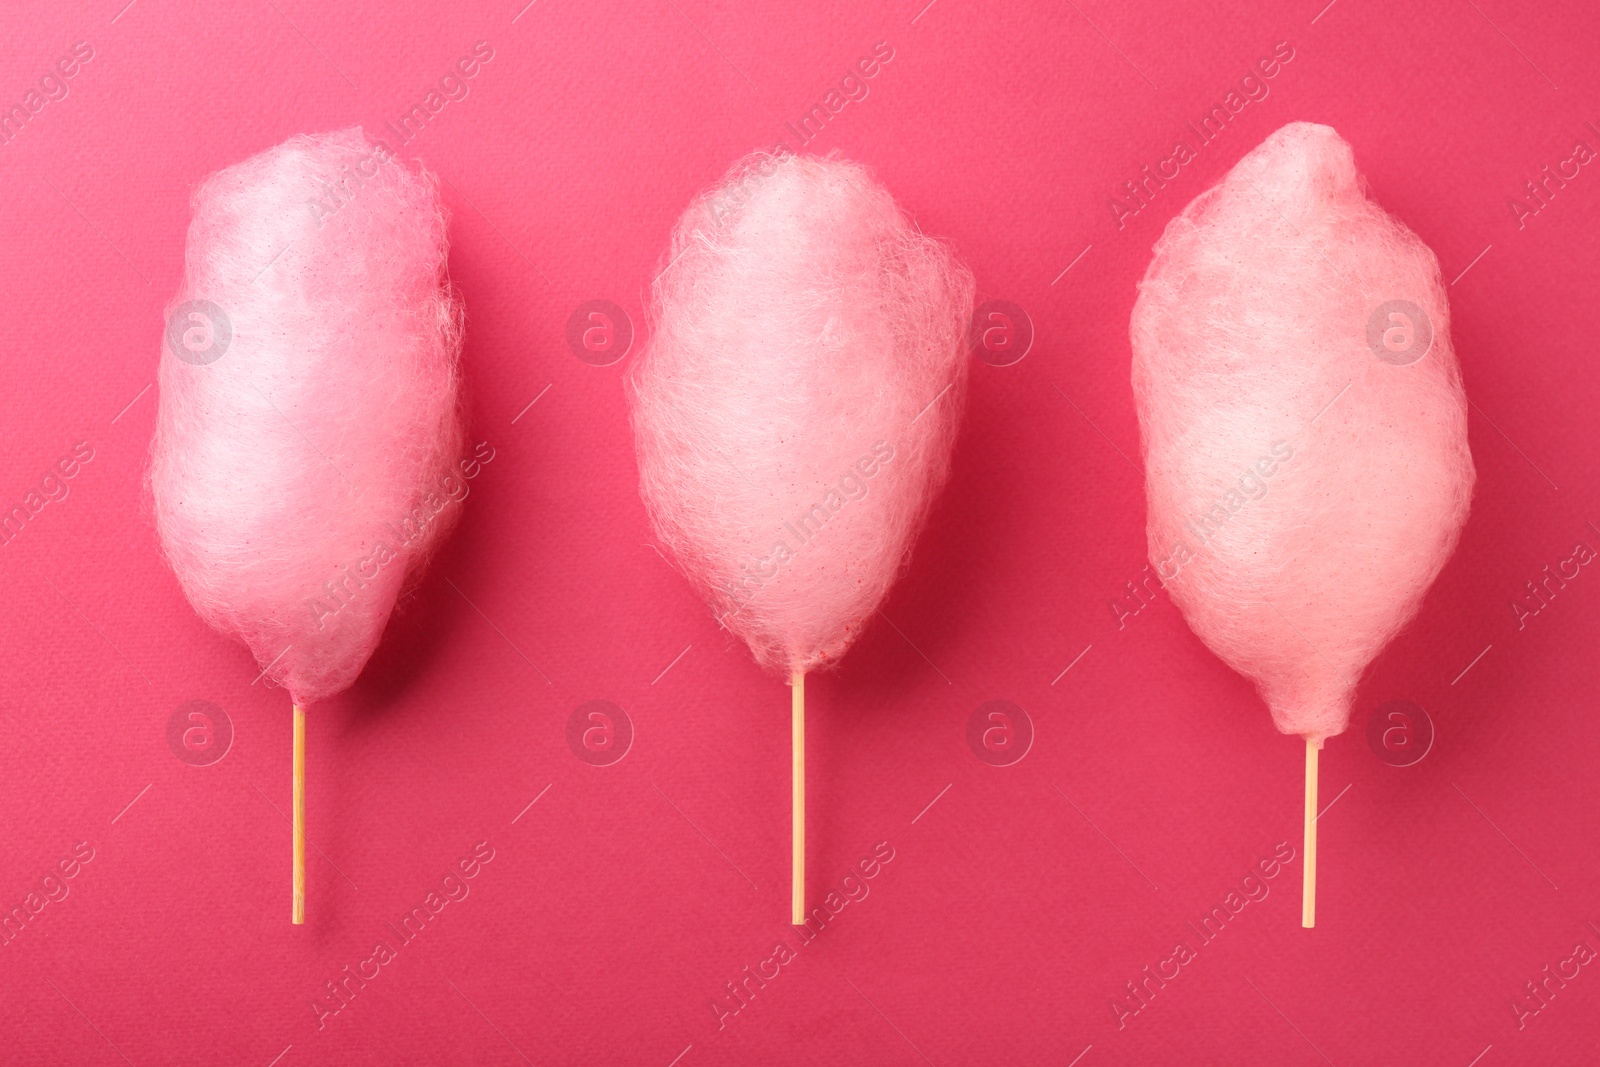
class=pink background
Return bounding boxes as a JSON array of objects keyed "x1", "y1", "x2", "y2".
[{"x1": 2, "y1": 0, "x2": 1598, "y2": 1064}]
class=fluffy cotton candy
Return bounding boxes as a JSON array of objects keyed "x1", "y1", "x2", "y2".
[
  {"x1": 628, "y1": 152, "x2": 973, "y2": 674},
  {"x1": 1132, "y1": 122, "x2": 1474, "y2": 742},
  {"x1": 150, "y1": 127, "x2": 466, "y2": 705}
]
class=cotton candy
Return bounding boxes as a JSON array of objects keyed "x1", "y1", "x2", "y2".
[
  {"x1": 627, "y1": 152, "x2": 973, "y2": 674},
  {"x1": 150, "y1": 127, "x2": 466, "y2": 705},
  {"x1": 1132, "y1": 122, "x2": 1474, "y2": 742}
]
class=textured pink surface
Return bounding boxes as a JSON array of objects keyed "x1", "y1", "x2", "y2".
[{"x1": 0, "y1": 1, "x2": 1597, "y2": 1064}]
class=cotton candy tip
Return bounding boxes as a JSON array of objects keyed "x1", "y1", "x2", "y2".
[{"x1": 1265, "y1": 680, "x2": 1353, "y2": 743}]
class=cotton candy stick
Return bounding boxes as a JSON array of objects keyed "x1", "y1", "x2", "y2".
[
  {"x1": 628, "y1": 153, "x2": 973, "y2": 923},
  {"x1": 151, "y1": 128, "x2": 466, "y2": 922},
  {"x1": 1131, "y1": 123, "x2": 1474, "y2": 926}
]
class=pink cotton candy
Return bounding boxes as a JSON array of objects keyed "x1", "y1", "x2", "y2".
[
  {"x1": 150, "y1": 128, "x2": 466, "y2": 705},
  {"x1": 1132, "y1": 122, "x2": 1475, "y2": 742},
  {"x1": 627, "y1": 152, "x2": 974, "y2": 675}
]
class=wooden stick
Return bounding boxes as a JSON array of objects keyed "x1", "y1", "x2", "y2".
[
  {"x1": 791, "y1": 670, "x2": 805, "y2": 927},
  {"x1": 1302, "y1": 737, "x2": 1317, "y2": 929},
  {"x1": 293, "y1": 703, "x2": 306, "y2": 925}
]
